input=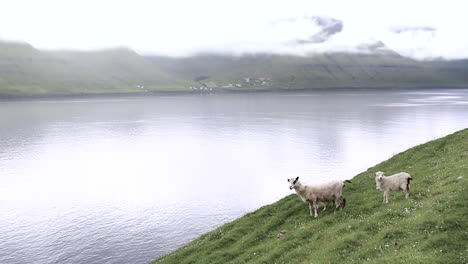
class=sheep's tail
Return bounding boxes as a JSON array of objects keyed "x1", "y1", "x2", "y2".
[{"x1": 342, "y1": 180, "x2": 352, "y2": 189}]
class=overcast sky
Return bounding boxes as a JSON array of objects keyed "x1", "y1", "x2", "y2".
[{"x1": 0, "y1": 0, "x2": 467, "y2": 59}]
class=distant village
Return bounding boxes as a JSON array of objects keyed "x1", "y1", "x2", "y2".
[
  {"x1": 189, "y1": 86, "x2": 214, "y2": 91},
  {"x1": 190, "y1": 77, "x2": 272, "y2": 91}
]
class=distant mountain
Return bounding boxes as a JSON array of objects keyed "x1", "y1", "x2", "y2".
[
  {"x1": 0, "y1": 40, "x2": 467, "y2": 96},
  {"x1": 146, "y1": 51, "x2": 468, "y2": 90},
  {"x1": 0, "y1": 41, "x2": 187, "y2": 96}
]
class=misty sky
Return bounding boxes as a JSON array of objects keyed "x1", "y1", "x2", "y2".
[{"x1": 0, "y1": 0, "x2": 467, "y2": 59}]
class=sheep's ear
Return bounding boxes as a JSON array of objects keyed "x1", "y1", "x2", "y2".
[
  {"x1": 292, "y1": 177, "x2": 299, "y2": 185},
  {"x1": 287, "y1": 179, "x2": 290, "y2": 182}
]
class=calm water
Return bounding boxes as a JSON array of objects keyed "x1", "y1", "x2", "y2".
[{"x1": 1, "y1": 89, "x2": 468, "y2": 263}]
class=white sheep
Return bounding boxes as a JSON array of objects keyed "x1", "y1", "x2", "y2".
[
  {"x1": 287, "y1": 177, "x2": 351, "y2": 218},
  {"x1": 375, "y1": 171, "x2": 412, "y2": 203}
]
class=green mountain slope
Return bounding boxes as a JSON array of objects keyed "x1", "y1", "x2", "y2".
[
  {"x1": 147, "y1": 53, "x2": 468, "y2": 90},
  {"x1": 153, "y1": 129, "x2": 468, "y2": 264},
  {"x1": 0, "y1": 41, "x2": 187, "y2": 96},
  {"x1": 1, "y1": 40, "x2": 468, "y2": 96}
]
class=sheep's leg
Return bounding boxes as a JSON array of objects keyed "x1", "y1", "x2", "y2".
[
  {"x1": 339, "y1": 196, "x2": 346, "y2": 209},
  {"x1": 384, "y1": 191, "x2": 389, "y2": 204},
  {"x1": 335, "y1": 197, "x2": 342, "y2": 210},
  {"x1": 308, "y1": 202, "x2": 314, "y2": 217},
  {"x1": 383, "y1": 193, "x2": 386, "y2": 203},
  {"x1": 311, "y1": 201, "x2": 318, "y2": 218}
]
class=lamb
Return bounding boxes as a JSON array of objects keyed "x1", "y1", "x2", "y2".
[
  {"x1": 317, "y1": 196, "x2": 347, "y2": 211},
  {"x1": 287, "y1": 177, "x2": 351, "y2": 218},
  {"x1": 317, "y1": 201, "x2": 333, "y2": 211},
  {"x1": 375, "y1": 171, "x2": 412, "y2": 203}
]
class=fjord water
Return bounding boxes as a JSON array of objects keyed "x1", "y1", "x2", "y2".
[{"x1": 1, "y1": 89, "x2": 468, "y2": 264}]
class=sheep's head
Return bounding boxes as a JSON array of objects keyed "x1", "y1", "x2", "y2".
[
  {"x1": 375, "y1": 171, "x2": 384, "y2": 190},
  {"x1": 375, "y1": 171, "x2": 385, "y2": 180},
  {"x1": 287, "y1": 177, "x2": 300, "y2": 190}
]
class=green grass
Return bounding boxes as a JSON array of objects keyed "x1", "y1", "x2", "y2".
[{"x1": 153, "y1": 129, "x2": 468, "y2": 264}]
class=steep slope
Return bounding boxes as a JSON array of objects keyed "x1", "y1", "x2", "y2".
[
  {"x1": 153, "y1": 129, "x2": 468, "y2": 264},
  {"x1": 48, "y1": 48, "x2": 187, "y2": 91}
]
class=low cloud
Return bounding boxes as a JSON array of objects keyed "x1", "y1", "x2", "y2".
[
  {"x1": 1, "y1": 0, "x2": 467, "y2": 60},
  {"x1": 390, "y1": 26, "x2": 436, "y2": 34},
  {"x1": 189, "y1": 15, "x2": 467, "y2": 60},
  {"x1": 294, "y1": 16, "x2": 343, "y2": 44}
]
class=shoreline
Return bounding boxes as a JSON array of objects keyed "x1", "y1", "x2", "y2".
[{"x1": 1, "y1": 86, "x2": 468, "y2": 101}]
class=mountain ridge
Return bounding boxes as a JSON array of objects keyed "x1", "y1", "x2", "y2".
[{"x1": 146, "y1": 52, "x2": 468, "y2": 90}]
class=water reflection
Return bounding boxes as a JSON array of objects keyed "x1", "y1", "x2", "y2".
[{"x1": 0, "y1": 89, "x2": 468, "y2": 263}]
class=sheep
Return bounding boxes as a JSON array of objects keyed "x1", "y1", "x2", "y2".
[
  {"x1": 287, "y1": 177, "x2": 351, "y2": 218},
  {"x1": 317, "y1": 196, "x2": 346, "y2": 211},
  {"x1": 317, "y1": 201, "x2": 332, "y2": 211},
  {"x1": 375, "y1": 171, "x2": 412, "y2": 203}
]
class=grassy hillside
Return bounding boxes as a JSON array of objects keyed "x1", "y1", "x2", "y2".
[
  {"x1": 148, "y1": 53, "x2": 468, "y2": 90},
  {"x1": 0, "y1": 41, "x2": 187, "y2": 96},
  {"x1": 153, "y1": 129, "x2": 468, "y2": 264}
]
